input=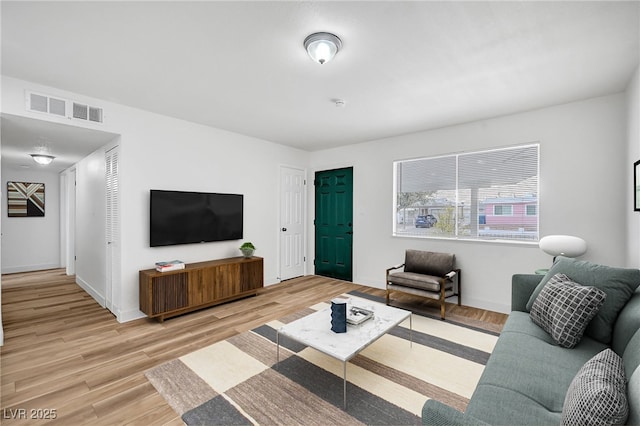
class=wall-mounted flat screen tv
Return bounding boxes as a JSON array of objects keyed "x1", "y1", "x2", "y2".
[{"x1": 150, "y1": 190, "x2": 243, "y2": 247}]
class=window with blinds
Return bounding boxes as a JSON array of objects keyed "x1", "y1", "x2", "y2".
[{"x1": 393, "y1": 144, "x2": 539, "y2": 242}]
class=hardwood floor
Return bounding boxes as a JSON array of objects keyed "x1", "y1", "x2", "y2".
[{"x1": 0, "y1": 269, "x2": 507, "y2": 425}]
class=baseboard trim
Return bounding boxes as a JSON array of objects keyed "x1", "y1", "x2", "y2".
[
  {"x1": 75, "y1": 275, "x2": 106, "y2": 307},
  {"x1": 1, "y1": 263, "x2": 61, "y2": 274},
  {"x1": 117, "y1": 309, "x2": 146, "y2": 323}
]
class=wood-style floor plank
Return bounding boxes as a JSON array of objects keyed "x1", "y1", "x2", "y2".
[{"x1": 1, "y1": 269, "x2": 507, "y2": 425}]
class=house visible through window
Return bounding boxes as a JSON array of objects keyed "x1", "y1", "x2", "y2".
[
  {"x1": 393, "y1": 144, "x2": 539, "y2": 242},
  {"x1": 493, "y1": 205, "x2": 513, "y2": 216}
]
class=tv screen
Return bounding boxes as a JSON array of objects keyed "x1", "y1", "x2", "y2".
[{"x1": 150, "y1": 190, "x2": 243, "y2": 247}]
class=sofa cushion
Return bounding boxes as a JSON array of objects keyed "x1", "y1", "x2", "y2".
[
  {"x1": 526, "y1": 257, "x2": 640, "y2": 344},
  {"x1": 404, "y1": 250, "x2": 454, "y2": 277},
  {"x1": 612, "y1": 288, "x2": 640, "y2": 356},
  {"x1": 465, "y1": 312, "x2": 608, "y2": 425},
  {"x1": 530, "y1": 273, "x2": 606, "y2": 348},
  {"x1": 561, "y1": 349, "x2": 628, "y2": 426},
  {"x1": 623, "y1": 330, "x2": 640, "y2": 426}
]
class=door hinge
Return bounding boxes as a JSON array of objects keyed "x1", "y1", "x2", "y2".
[
  {"x1": 304, "y1": 179, "x2": 306, "y2": 185},
  {"x1": 304, "y1": 256, "x2": 306, "y2": 262}
]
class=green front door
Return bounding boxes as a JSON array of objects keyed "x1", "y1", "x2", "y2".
[{"x1": 314, "y1": 167, "x2": 353, "y2": 281}]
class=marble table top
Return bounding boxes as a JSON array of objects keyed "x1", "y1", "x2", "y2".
[{"x1": 277, "y1": 296, "x2": 411, "y2": 362}]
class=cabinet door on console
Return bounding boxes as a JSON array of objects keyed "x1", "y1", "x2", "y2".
[
  {"x1": 214, "y1": 263, "x2": 241, "y2": 300},
  {"x1": 240, "y1": 259, "x2": 264, "y2": 292},
  {"x1": 151, "y1": 273, "x2": 189, "y2": 315},
  {"x1": 189, "y1": 269, "x2": 216, "y2": 306}
]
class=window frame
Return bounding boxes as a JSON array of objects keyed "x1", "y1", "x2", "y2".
[{"x1": 393, "y1": 143, "x2": 540, "y2": 243}]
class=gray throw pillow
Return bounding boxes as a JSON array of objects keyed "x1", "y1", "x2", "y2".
[
  {"x1": 562, "y1": 349, "x2": 628, "y2": 426},
  {"x1": 530, "y1": 273, "x2": 606, "y2": 348},
  {"x1": 526, "y1": 256, "x2": 640, "y2": 344}
]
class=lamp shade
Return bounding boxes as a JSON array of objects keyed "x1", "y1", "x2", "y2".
[{"x1": 539, "y1": 235, "x2": 587, "y2": 258}]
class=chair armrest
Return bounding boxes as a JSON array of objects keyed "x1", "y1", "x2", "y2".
[
  {"x1": 511, "y1": 274, "x2": 543, "y2": 312},
  {"x1": 386, "y1": 263, "x2": 404, "y2": 273},
  {"x1": 386, "y1": 263, "x2": 405, "y2": 283},
  {"x1": 422, "y1": 399, "x2": 490, "y2": 426},
  {"x1": 445, "y1": 270, "x2": 457, "y2": 279}
]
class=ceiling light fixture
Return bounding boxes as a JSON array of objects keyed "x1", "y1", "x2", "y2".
[
  {"x1": 30, "y1": 154, "x2": 55, "y2": 165},
  {"x1": 304, "y1": 32, "x2": 342, "y2": 65}
]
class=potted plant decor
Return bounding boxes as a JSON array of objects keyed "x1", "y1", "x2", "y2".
[{"x1": 239, "y1": 242, "x2": 256, "y2": 258}]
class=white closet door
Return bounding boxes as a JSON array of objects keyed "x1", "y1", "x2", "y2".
[{"x1": 105, "y1": 147, "x2": 120, "y2": 313}]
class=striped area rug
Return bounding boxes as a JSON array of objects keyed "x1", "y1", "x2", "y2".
[{"x1": 145, "y1": 292, "x2": 499, "y2": 425}]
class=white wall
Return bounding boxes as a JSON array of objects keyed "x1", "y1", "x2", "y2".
[
  {"x1": 1, "y1": 166, "x2": 61, "y2": 273},
  {"x1": 118, "y1": 115, "x2": 310, "y2": 321},
  {"x1": 626, "y1": 65, "x2": 640, "y2": 268},
  {"x1": 1, "y1": 76, "x2": 310, "y2": 322},
  {"x1": 309, "y1": 93, "x2": 628, "y2": 313},
  {"x1": 1, "y1": 74, "x2": 633, "y2": 321}
]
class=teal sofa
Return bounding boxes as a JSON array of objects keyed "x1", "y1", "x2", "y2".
[{"x1": 422, "y1": 258, "x2": 640, "y2": 425}]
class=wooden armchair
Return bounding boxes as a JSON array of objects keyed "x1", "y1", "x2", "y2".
[{"x1": 386, "y1": 249, "x2": 461, "y2": 320}]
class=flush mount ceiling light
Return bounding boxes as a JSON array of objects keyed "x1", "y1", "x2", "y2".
[
  {"x1": 30, "y1": 154, "x2": 55, "y2": 165},
  {"x1": 304, "y1": 32, "x2": 342, "y2": 65}
]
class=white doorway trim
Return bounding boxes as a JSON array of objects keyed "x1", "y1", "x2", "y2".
[{"x1": 62, "y1": 168, "x2": 76, "y2": 276}]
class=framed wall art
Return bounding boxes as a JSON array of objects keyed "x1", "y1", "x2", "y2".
[
  {"x1": 635, "y1": 160, "x2": 640, "y2": 212},
  {"x1": 7, "y1": 181, "x2": 45, "y2": 217}
]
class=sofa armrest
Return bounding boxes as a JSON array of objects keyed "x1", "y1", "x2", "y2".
[
  {"x1": 422, "y1": 400, "x2": 490, "y2": 426},
  {"x1": 511, "y1": 274, "x2": 543, "y2": 312}
]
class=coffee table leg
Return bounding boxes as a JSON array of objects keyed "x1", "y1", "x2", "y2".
[
  {"x1": 343, "y1": 361, "x2": 347, "y2": 409},
  {"x1": 410, "y1": 314, "x2": 413, "y2": 347},
  {"x1": 276, "y1": 331, "x2": 280, "y2": 368}
]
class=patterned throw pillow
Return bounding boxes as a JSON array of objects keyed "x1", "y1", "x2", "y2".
[
  {"x1": 562, "y1": 349, "x2": 628, "y2": 426},
  {"x1": 530, "y1": 273, "x2": 606, "y2": 348}
]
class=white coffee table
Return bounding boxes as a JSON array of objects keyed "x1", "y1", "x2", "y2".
[{"x1": 276, "y1": 297, "x2": 412, "y2": 408}]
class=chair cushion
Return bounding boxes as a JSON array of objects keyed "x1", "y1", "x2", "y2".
[
  {"x1": 530, "y1": 273, "x2": 606, "y2": 349},
  {"x1": 561, "y1": 349, "x2": 628, "y2": 426},
  {"x1": 388, "y1": 271, "x2": 452, "y2": 292},
  {"x1": 404, "y1": 250, "x2": 454, "y2": 276},
  {"x1": 526, "y1": 256, "x2": 640, "y2": 344}
]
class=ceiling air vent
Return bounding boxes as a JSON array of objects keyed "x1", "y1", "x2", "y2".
[{"x1": 73, "y1": 102, "x2": 103, "y2": 123}]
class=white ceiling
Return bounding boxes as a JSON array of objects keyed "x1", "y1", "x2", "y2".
[
  {"x1": 1, "y1": 114, "x2": 119, "y2": 172},
  {"x1": 1, "y1": 1, "x2": 639, "y2": 168}
]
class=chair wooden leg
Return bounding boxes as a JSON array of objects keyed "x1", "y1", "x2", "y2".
[
  {"x1": 386, "y1": 287, "x2": 390, "y2": 305},
  {"x1": 440, "y1": 280, "x2": 446, "y2": 320},
  {"x1": 457, "y1": 270, "x2": 462, "y2": 306}
]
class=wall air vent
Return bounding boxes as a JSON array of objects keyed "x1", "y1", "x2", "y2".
[
  {"x1": 28, "y1": 92, "x2": 67, "y2": 117},
  {"x1": 26, "y1": 91, "x2": 104, "y2": 124},
  {"x1": 73, "y1": 102, "x2": 103, "y2": 123}
]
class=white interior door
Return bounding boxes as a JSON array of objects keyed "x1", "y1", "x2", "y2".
[
  {"x1": 105, "y1": 146, "x2": 120, "y2": 313},
  {"x1": 279, "y1": 166, "x2": 306, "y2": 280}
]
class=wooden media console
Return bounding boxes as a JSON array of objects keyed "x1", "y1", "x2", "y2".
[{"x1": 139, "y1": 256, "x2": 264, "y2": 321}]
